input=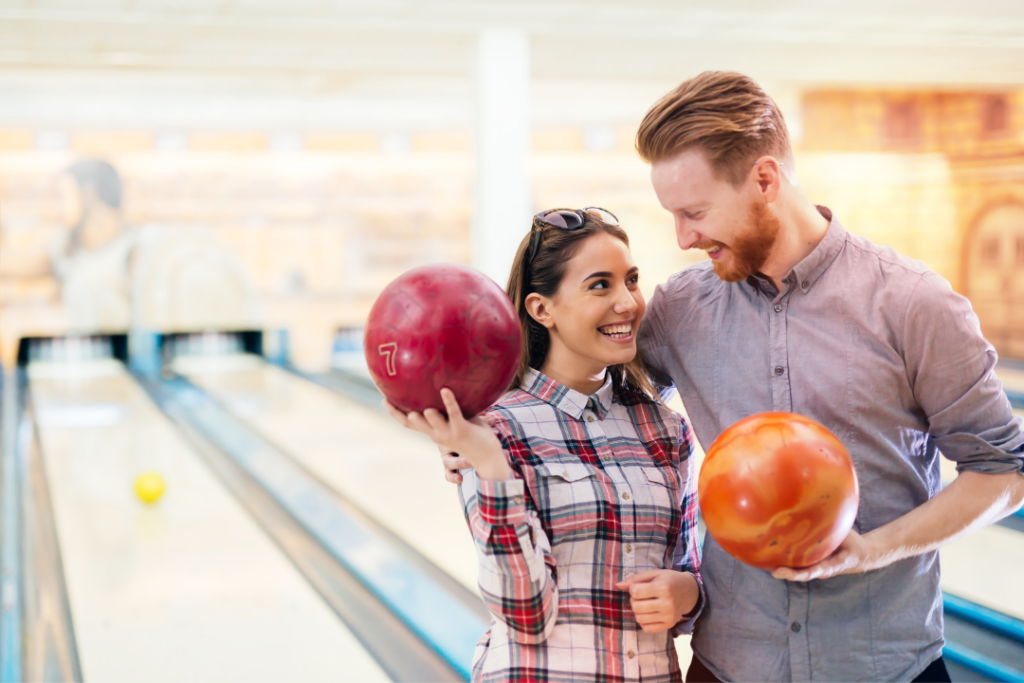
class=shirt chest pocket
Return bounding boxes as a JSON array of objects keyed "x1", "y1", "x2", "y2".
[
  {"x1": 534, "y1": 462, "x2": 606, "y2": 540},
  {"x1": 622, "y1": 466, "x2": 680, "y2": 537}
]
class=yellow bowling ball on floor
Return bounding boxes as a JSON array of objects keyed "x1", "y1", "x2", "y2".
[{"x1": 135, "y1": 473, "x2": 165, "y2": 504}]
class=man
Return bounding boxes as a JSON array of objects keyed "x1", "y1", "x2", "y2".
[
  {"x1": 50, "y1": 159, "x2": 139, "y2": 332},
  {"x1": 632, "y1": 71, "x2": 1024, "y2": 682},
  {"x1": 445, "y1": 71, "x2": 1024, "y2": 682}
]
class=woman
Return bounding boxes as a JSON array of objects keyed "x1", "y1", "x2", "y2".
[{"x1": 385, "y1": 207, "x2": 703, "y2": 682}]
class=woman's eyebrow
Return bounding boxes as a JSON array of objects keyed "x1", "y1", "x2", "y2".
[{"x1": 583, "y1": 271, "x2": 613, "y2": 280}]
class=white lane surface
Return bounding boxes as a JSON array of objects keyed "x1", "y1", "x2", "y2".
[
  {"x1": 28, "y1": 359, "x2": 388, "y2": 683},
  {"x1": 176, "y1": 356, "x2": 480, "y2": 593}
]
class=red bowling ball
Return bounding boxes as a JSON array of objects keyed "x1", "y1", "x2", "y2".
[{"x1": 364, "y1": 264, "x2": 522, "y2": 417}]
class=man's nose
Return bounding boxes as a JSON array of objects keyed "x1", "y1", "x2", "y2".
[{"x1": 675, "y1": 218, "x2": 701, "y2": 250}]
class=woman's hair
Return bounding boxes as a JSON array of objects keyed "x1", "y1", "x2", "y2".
[{"x1": 505, "y1": 212, "x2": 659, "y2": 400}]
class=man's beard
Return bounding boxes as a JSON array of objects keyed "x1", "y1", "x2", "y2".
[{"x1": 700, "y1": 202, "x2": 780, "y2": 283}]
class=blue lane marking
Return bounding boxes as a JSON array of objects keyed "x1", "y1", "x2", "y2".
[
  {"x1": 149, "y1": 376, "x2": 485, "y2": 680},
  {"x1": 945, "y1": 593, "x2": 1024, "y2": 645},
  {"x1": 0, "y1": 372, "x2": 23, "y2": 683},
  {"x1": 943, "y1": 641, "x2": 1024, "y2": 682}
]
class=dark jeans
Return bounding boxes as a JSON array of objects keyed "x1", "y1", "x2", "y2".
[{"x1": 685, "y1": 655, "x2": 952, "y2": 682}]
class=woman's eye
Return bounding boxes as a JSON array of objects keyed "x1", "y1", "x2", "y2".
[
  {"x1": 590, "y1": 280, "x2": 609, "y2": 290},
  {"x1": 627, "y1": 275, "x2": 640, "y2": 286}
]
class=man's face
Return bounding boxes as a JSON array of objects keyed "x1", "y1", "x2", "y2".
[{"x1": 651, "y1": 149, "x2": 779, "y2": 282}]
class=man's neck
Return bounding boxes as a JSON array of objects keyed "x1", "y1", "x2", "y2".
[{"x1": 759, "y1": 193, "x2": 830, "y2": 289}]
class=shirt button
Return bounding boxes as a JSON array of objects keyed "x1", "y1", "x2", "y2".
[
  {"x1": 801, "y1": 280, "x2": 809, "y2": 288},
  {"x1": 625, "y1": 544, "x2": 633, "y2": 553},
  {"x1": 790, "y1": 622, "x2": 802, "y2": 633},
  {"x1": 621, "y1": 492, "x2": 630, "y2": 501},
  {"x1": 627, "y1": 650, "x2": 636, "y2": 659},
  {"x1": 774, "y1": 366, "x2": 785, "y2": 376},
  {"x1": 585, "y1": 414, "x2": 595, "y2": 423},
  {"x1": 513, "y1": 496, "x2": 523, "y2": 505},
  {"x1": 773, "y1": 304, "x2": 783, "y2": 313}
]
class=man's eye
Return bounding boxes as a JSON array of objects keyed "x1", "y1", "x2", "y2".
[{"x1": 684, "y1": 211, "x2": 704, "y2": 221}]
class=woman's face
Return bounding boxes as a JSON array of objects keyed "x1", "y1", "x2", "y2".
[{"x1": 538, "y1": 232, "x2": 645, "y2": 372}]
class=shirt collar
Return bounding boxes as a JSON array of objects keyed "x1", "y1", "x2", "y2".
[
  {"x1": 787, "y1": 205, "x2": 848, "y2": 294},
  {"x1": 520, "y1": 367, "x2": 614, "y2": 420}
]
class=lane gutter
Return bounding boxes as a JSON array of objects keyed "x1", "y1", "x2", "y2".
[{"x1": 136, "y1": 370, "x2": 486, "y2": 682}]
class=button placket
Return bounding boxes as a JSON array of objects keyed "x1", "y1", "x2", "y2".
[{"x1": 768, "y1": 288, "x2": 794, "y2": 412}]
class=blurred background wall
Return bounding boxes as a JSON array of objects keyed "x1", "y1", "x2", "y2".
[{"x1": 1, "y1": 1, "x2": 1023, "y2": 368}]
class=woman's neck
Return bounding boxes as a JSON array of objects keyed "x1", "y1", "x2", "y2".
[{"x1": 539, "y1": 342, "x2": 607, "y2": 396}]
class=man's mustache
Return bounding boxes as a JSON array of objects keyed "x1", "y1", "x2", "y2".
[{"x1": 692, "y1": 239, "x2": 725, "y2": 251}]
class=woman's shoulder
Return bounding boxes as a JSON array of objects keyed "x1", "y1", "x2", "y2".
[{"x1": 613, "y1": 385, "x2": 692, "y2": 442}]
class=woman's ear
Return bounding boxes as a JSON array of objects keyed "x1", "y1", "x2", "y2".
[{"x1": 525, "y1": 292, "x2": 555, "y2": 329}]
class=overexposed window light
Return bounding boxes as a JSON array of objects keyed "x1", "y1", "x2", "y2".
[
  {"x1": 35, "y1": 130, "x2": 69, "y2": 151},
  {"x1": 155, "y1": 131, "x2": 189, "y2": 152}
]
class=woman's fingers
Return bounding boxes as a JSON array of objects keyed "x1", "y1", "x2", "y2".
[
  {"x1": 406, "y1": 410, "x2": 436, "y2": 437},
  {"x1": 382, "y1": 399, "x2": 411, "y2": 428},
  {"x1": 421, "y1": 408, "x2": 450, "y2": 433},
  {"x1": 444, "y1": 469, "x2": 464, "y2": 484},
  {"x1": 440, "y1": 388, "x2": 465, "y2": 422}
]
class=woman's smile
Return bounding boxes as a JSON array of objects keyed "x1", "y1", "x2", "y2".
[{"x1": 598, "y1": 320, "x2": 635, "y2": 343}]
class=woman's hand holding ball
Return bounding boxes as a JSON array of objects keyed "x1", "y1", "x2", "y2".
[{"x1": 384, "y1": 388, "x2": 511, "y2": 482}]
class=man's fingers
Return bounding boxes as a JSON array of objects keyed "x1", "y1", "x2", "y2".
[
  {"x1": 440, "y1": 388, "x2": 465, "y2": 422},
  {"x1": 441, "y1": 453, "x2": 471, "y2": 471}
]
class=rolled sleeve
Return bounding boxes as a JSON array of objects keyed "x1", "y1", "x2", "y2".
[{"x1": 903, "y1": 271, "x2": 1024, "y2": 474}]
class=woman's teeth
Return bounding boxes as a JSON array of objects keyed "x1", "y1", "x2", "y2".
[{"x1": 599, "y1": 323, "x2": 632, "y2": 338}]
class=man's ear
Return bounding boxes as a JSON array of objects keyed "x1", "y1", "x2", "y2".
[
  {"x1": 751, "y1": 156, "x2": 782, "y2": 203},
  {"x1": 525, "y1": 292, "x2": 555, "y2": 329}
]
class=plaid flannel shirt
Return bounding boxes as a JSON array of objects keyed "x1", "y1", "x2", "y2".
[{"x1": 458, "y1": 368, "x2": 704, "y2": 683}]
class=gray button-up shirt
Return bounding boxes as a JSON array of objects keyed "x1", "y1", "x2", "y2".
[{"x1": 638, "y1": 207, "x2": 1024, "y2": 682}]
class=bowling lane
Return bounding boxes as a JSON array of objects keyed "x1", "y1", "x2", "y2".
[
  {"x1": 27, "y1": 359, "x2": 388, "y2": 682},
  {"x1": 176, "y1": 356, "x2": 480, "y2": 593}
]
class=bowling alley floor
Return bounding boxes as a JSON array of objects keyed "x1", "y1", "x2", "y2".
[{"x1": 26, "y1": 359, "x2": 388, "y2": 682}]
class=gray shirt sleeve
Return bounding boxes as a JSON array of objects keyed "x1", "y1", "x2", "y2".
[
  {"x1": 638, "y1": 284, "x2": 680, "y2": 403},
  {"x1": 903, "y1": 271, "x2": 1024, "y2": 474}
]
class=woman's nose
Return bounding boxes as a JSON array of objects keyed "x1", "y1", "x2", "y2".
[{"x1": 614, "y1": 289, "x2": 639, "y2": 313}]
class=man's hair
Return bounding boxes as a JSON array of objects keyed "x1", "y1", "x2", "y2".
[{"x1": 635, "y1": 71, "x2": 793, "y2": 186}]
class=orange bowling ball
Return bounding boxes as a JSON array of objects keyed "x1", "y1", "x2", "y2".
[{"x1": 697, "y1": 412, "x2": 859, "y2": 571}]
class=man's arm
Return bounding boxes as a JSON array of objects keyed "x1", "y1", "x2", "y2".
[
  {"x1": 773, "y1": 470, "x2": 1024, "y2": 581},
  {"x1": 776, "y1": 271, "x2": 1024, "y2": 582}
]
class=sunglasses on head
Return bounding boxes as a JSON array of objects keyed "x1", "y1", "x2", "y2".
[{"x1": 528, "y1": 206, "x2": 620, "y2": 264}]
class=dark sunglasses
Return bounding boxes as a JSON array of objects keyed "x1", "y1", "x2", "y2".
[{"x1": 528, "y1": 206, "x2": 620, "y2": 264}]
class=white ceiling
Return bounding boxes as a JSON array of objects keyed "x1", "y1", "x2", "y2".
[{"x1": 1, "y1": 0, "x2": 1022, "y2": 129}]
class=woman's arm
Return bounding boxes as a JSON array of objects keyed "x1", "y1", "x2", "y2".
[
  {"x1": 386, "y1": 390, "x2": 559, "y2": 643},
  {"x1": 461, "y1": 458, "x2": 560, "y2": 644}
]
